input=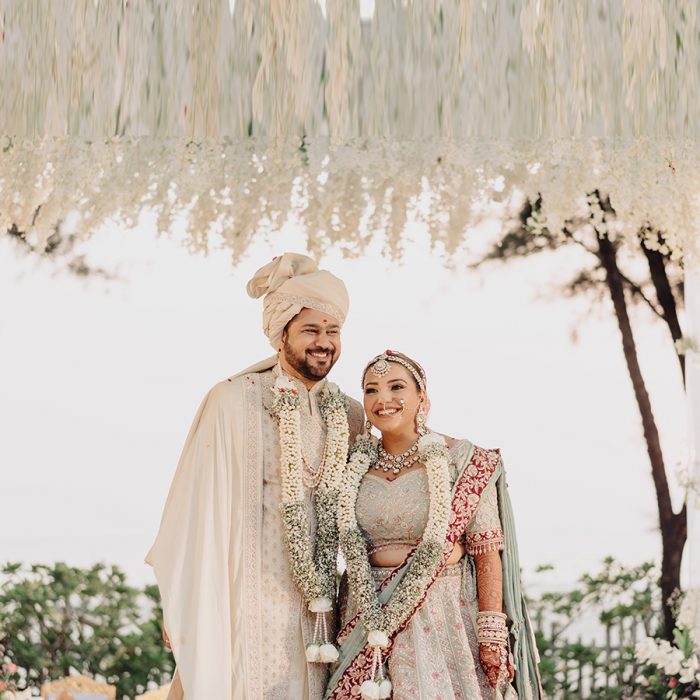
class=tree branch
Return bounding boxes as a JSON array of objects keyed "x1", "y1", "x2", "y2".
[
  {"x1": 617, "y1": 271, "x2": 666, "y2": 322},
  {"x1": 639, "y1": 229, "x2": 685, "y2": 386}
]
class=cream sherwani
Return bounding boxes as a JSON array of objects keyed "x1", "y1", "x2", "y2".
[{"x1": 146, "y1": 360, "x2": 363, "y2": 700}]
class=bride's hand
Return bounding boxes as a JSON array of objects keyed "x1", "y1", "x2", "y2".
[
  {"x1": 479, "y1": 643, "x2": 514, "y2": 688},
  {"x1": 479, "y1": 643, "x2": 501, "y2": 688}
]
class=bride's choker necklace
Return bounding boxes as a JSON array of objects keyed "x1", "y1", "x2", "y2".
[{"x1": 375, "y1": 438, "x2": 421, "y2": 474}]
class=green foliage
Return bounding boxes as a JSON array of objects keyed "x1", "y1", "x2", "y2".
[
  {"x1": 0, "y1": 563, "x2": 173, "y2": 699},
  {"x1": 530, "y1": 556, "x2": 659, "y2": 626},
  {"x1": 673, "y1": 627, "x2": 694, "y2": 660},
  {"x1": 0, "y1": 558, "x2": 671, "y2": 698},
  {"x1": 530, "y1": 558, "x2": 662, "y2": 698}
]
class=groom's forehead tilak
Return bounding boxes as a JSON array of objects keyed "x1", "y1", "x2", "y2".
[{"x1": 290, "y1": 307, "x2": 341, "y2": 330}]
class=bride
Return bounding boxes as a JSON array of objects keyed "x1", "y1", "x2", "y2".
[{"x1": 325, "y1": 350, "x2": 542, "y2": 700}]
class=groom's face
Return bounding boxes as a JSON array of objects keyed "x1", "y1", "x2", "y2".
[{"x1": 280, "y1": 308, "x2": 341, "y2": 382}]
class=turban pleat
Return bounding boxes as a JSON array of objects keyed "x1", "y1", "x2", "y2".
[{"x1": 246, "y1": 253, "x2": 349, "y2": 349}]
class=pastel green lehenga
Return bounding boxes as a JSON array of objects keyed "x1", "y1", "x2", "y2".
[{"x1": 326, "y1": 440, "x2": 542, "y2": 700}]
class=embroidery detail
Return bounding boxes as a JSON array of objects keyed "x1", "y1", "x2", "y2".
[
  {"x1": 266, "y1": 291, "x2": 346, "y2": 324},
  {"x1": 244, "y1": 375, "x2": 263, "y2": 698},
  {"x1": 356, "y1": 470, "x2": 430, "y2": 551},
  {"x1": 467, "y1": 528, "x2": 504, "y2": 556}
]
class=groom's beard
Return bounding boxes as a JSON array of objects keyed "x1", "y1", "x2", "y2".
[{"x1": 281, "y1": 341, "x2": 337, "y2": 381}]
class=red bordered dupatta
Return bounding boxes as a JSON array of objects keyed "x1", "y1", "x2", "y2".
[{"x1": 327, "y1": 445, "x2": 502, "y2": 699}]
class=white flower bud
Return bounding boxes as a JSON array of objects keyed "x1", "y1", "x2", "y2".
[
  {"x1": 318, "y1": 643, "x2": 340, "y2": 662},
  {"x1": 418, "y1": 432, "x2": 445, "y2": 450},
  {"x1": 378, "y1": 679, "x2": 392, "y2": 698},
  {"x1": 360, "y1": 680, "x2": 381, "y2": 699},
  {"x1": 367, "y1": 630, "x2": 389, "y2": 648},
  {"x1": 305, "y1": 644, "x2": 321, "y2": 662},
  {"x1": 309, "y1": 597, "x2": 333, "y2": 613}
]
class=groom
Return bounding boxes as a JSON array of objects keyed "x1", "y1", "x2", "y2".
[{"x1": 146, "y1": 253, "x2": 363, "y2": 699}]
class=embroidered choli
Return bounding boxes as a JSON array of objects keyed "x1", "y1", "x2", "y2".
[{"x1": 355, "y1": 439, "x2": 504, "y2": 556}]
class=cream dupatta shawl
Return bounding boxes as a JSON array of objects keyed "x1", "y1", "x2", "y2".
[{"x1": 146, "y1": 357, "x2": 277, "y2": 699}]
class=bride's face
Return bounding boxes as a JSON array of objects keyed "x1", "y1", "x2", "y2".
[{"x1": 363, "y1": 363, "x2": 424, "y2": 436}]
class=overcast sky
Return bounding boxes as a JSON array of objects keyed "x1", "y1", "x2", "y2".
[{"x1": 0, "y1": 220, "x2": 689, "y2": 603}]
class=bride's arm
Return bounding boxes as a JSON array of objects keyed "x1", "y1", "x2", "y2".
[
  {"x1": 475, "y1": 551, "x2": 511, "y2": 686},
  {"x1": 467, "y1": 482, "x2": 513, "y2": 687}
]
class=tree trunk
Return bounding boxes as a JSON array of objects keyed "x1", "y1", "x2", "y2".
[
  {"x1": 639, "y1": 230, "x2": 685, "y2": 386},
  {"x1": 597, "y1": 233, "x2": 687, "y2": 638}
]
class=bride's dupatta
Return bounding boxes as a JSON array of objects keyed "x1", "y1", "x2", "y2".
[{"x1": 325, "y1": 444, "x2": 543, "y2": 700}]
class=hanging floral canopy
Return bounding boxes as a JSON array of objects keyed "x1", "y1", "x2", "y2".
[{"x1": 1, "y1": 0, "x2": 698, "y2": 258}]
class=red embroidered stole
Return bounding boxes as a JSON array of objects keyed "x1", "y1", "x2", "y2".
[{"x1": 328, "y1": 445, "x2": 501, "y2": 699}]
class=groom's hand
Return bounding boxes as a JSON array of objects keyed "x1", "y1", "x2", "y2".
[{"x1": 162, "y1": 624, "x2": 172, "y2": 651}]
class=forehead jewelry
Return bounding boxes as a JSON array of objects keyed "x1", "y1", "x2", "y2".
[
  {"x1": 370, "y1": 355, "x2": 391, "y2": 378},
  {"x1": 364, "y1": 350, "x2": 425, "y2": 391}
]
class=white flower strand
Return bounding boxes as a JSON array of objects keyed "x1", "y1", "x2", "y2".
[
  {"x1": 272, "y1": 375, "x2": 349, "y2": 664},
  {"x1": 418, "y1": 432, "x2": 452, "y2": 544},
  {"x1": 273, "y1": 375, "x2": 303, "y2": 503},
  {"x1": 3, "y1": 137, "x2": 696, "y2": 266},
  {"x1": 634, "y1": 589, "x2": 700, "y2": 687},
  {"x1": 338, "y1": 431, "x2": 451, "y2": 697}
]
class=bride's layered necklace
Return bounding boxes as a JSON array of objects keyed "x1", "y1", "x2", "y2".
[{"x1": 270, "y1": 373, "x2": 350, "y2": 663}]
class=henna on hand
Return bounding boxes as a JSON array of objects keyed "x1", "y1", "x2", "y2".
[
  {"x1": 479, "y1": 643, "x2": 501, "y2": 688},
  {"x1": 479, "y1": 643, "x2": 515, "y2": 687},
  {"x1": 475, "y1": 550, "x2": 503, "y2": 611}
]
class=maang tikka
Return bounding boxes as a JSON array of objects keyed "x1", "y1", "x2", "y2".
[
  {"x1": 369, "y1": 356, "x2": 391, "y2": 378},
  {"x1": 362, "y1": 350, "x2": 426, "y2": 393}
]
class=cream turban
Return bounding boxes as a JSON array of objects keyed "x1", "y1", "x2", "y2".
[{"x1": 246, "y1": 252, "x2": 349, "y2": 349}]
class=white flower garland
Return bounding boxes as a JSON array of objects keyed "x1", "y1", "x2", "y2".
[
  {"x1": 338, "y1": 431, "x2": 451, "y2": 698},
  {"x1": 271, "y1": 374, "x2": 350, "y2": 664}
]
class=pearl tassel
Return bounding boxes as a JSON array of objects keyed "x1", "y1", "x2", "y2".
[
  {"x1": 306, "y1": 603, "x2": 339, "y2": 664},
  {"x1": 360, "y1": 643, "x2": 392, "y2": 699}
]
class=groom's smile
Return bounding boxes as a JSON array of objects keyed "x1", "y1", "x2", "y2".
[{"x1": 280, "y1": 307, "x2": 341, "y2": 383}]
